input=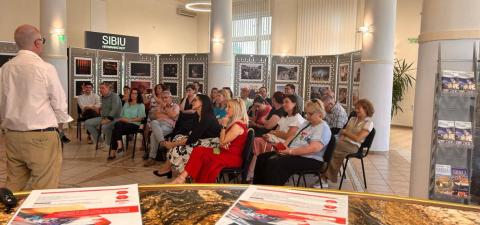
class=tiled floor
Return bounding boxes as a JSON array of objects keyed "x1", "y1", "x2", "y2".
[{"x1": 0, "y1": 126, "x2": 412, "y2": 196}]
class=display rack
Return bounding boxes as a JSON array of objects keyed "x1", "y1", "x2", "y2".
[
  {"x1": 430, "y1": 43, "x2": 477, "y2": 204},
  {"x1": 234, "y1": 54, "x2": 269, "y2": 98}
]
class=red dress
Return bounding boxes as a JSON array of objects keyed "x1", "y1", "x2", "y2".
[{"x1": 184, "y1": 121, "x2": 248, "y2": 183}]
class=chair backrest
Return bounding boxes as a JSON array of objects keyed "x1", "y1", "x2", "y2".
[
  {"x1": 76, "y1": 104, "x2": 84, "y2": 120},
  {"x1": 240, "y1": 128, "x2": 255, "y2": 182},
  {"x1": 322, "y1": 135, "x2": 337, "y2": 164},
  {"x1": 360, "y1": 128, "x2": 376, "y2": 157}
]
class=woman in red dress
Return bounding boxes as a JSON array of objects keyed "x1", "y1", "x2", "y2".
[{"x1": 169, "y1": 98, "x2": 249, "y2": 183}]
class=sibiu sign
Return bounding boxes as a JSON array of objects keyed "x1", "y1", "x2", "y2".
[{"x1": 85, "y1": 31, "x2": 139, "y2": 53}]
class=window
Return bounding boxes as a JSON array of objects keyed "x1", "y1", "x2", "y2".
[{"x1": 232, "y1": 16, "x2": 272, "y2": 55}]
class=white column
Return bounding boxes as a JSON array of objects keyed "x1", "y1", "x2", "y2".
[
  {"x1": 208, "y1": 0, "x2": 233, "y2": 89},
  {"x1": 410, "y1": 0, "x2": 480, "y2": 199},
  {"x1": 40, "y1": 0, "x2": 68, "y2": 93},
  {"x1": 359, "y1": 0, "x2": 396, "y2": 151}
]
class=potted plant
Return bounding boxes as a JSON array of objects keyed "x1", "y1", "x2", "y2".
[{"x1": 392, "y1": 58, "x2": 416, "y2": 116}]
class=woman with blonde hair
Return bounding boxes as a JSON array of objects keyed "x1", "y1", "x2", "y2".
[
  {"x1": 169, "y1": 98, "x2": 249, "y2": 183},
  {"x1": 213, "y1": 89, "x2": 231, "y2": 119}
]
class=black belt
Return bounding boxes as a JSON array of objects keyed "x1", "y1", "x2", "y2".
[{"x1": 10, "y1": 127, "x2": 57, "y2": 132}]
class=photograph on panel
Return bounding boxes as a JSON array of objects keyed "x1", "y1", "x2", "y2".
[
  {"x1": 339, "y1": 63, "x2": 349, "y2": 84},
  {"x1": 310, "y1": 65, "x2": 331, "y2": 83},
  {"x1": 74, "y1": 57, "x2": 92, "y2": 76},
  {"x1": 74, "y1": 79, "x2": 94, "y2": 96},
  {"x1": 310, "y1": 85, "x2": 331, "y2": 100},
  {"x1": 130, "y1": 61, "x2": 152, "y2": 77},
  {"x1": 338, "y1": 85, "x2": 348, "y2": 107},
  {"x1": 164, "y1": 81, "x2": 179, "y2": 97},
  {"x1": 187, "y1": 63, "x2": 204, "y2": 79},
  {"x1": 0, "y1": 54, "x2": 15, "y2": 67},
  {"x1": 275, "y1": 83, "x2": 298, "y2": 93},
  {"x1": 163, "y1": 63, "x2": 179, "y2": 78},
  {"x1": 276, "y1": 64, "x2": 299, "y2": 82},
  {"x1": 239, "y1": 83, "x2": 264, "y2": 99},
  {"x1": 239, "y1": 63, "x2": 263, "y2": 81},
  {"x1": 351, "y1": 86, "x2": 359, "y2": 106},
  {"x1": 102, "y1": 59, "x2": 119, "y2": 77},
  {"x1": 353, "y1": 61, "x2": 361, "y2": 84},
  {"x1": 131, "y1": 80, "x2": 152, "y2": 93}
]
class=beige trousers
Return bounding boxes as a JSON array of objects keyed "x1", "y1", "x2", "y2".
[
  {"x1": 325, "y1": 140, "x2": 358, "y2": 183},
  {"x1": 5, "y1": 130, "x2": 62, "y2": 192}
]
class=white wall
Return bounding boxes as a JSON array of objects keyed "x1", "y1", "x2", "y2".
[
  {"x1": 0, "y1": 0, "x2": 40, "y2": 41},
  {"x1": 391, "y1": 0, "x2": 422, "y2": 127},
  {"x1": 271, "y1": 0, "x2": 298, "y2": 55}
]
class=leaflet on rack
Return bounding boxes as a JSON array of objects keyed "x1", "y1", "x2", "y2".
[
  {"x1": 216, "y1": 185, "x2": 348, "y2": 225},
  {"x1": 8, "y1": 184, "x2": 142, "y2": 225}
]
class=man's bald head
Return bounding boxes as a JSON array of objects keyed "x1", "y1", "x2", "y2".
[{"x1": 14, "y1": 24, "x2": 41, "y2": 50}]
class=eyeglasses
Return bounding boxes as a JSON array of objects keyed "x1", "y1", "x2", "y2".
[{"x1": 36, "y1": 37, "x2": 46, "y2": 45}]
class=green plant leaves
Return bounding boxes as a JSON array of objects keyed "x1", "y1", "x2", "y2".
[{"x1": 392, "y1": 58, "x2": 416, "y2": 116}]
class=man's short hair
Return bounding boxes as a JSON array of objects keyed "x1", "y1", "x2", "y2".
[
  {"x1": 162, "y1": 90, "x2": 172, "y2": 97},
  {"x1": 285, "y1": 84, "x2": 296, "y2": 91},
  {"x1": 100, "y1": 81, "x2": 112, "y2": 89},
  {"x1": 83, "y1": 81, "x2": 93, "y2": 87},
  {"x1": 321, "y1": 95, "x2": 334, "y2": 103}
]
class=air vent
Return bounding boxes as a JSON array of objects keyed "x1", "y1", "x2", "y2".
[{"x1": 177, "y1": 7, "x2": 197, "y2": 17}]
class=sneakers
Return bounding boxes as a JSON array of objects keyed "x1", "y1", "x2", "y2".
[
  {"x1": 143, "y1": 159, "x2": 156, "y2": 167},
  {"x1": 312, "y1": 179, "x2": 329, "y2": 189}
]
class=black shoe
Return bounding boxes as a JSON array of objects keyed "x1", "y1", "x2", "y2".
[
  {"x1": 153, "y1": 170, "x2": 172, "y2": 179},
  {"x1": 61, "y1": 135, "x2": 71, "y2": 144},
  {"x1": 107, "y1": 155, "x2": 116, "y2": 160}
]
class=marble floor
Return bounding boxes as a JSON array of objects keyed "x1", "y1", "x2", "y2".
[{"x1": 0, "y1": 126, "x2": 412, "y2": 197}]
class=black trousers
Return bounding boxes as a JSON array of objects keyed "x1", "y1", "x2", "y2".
[
  {"x1": 253, "y1": 151, "x2": 324, "y2": 186},
  {"x1": 111, "y1": 121, "x2": 139, "y2": 150}
]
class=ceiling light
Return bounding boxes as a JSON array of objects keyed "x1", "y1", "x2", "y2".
[{"x1": 186, "y1": 0, "x2": 211, "y2": 12}]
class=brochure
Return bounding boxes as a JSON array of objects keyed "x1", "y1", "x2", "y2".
[
  {"x1": 455, "y1": 121, "x2": 473, "y2": 144},
  {"x1": 437, "y1": 120, "x2": 455, "y2": 144},
  {"x1": 451, "y1": 168, "x2": 469, "y2": 199},
  {"x1": 457, "y1": 71, "x2": 476, "y2": 91},
  {"x1": 8, "y1": 184, "x2": 142, "y2": 225},
  {"x1": 434, "y1": 164, "x2": 452, "y2": 196},
  {"x1": 216, "y1": 185, "x2": 348, "y2": 225},
  {"x1": 441, "y1": 70, "x2": 460, "y2": 91}
]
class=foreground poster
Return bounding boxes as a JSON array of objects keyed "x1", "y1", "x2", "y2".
[
  {"x1": 8, "y1": 184, "x2": 142, "y2": 225},
  {"x1": 216, "y1": 186, "x2": 348, "y2": 225}
]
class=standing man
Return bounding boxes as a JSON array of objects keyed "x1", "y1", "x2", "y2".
[
  {"x1": 284, "y1": 84, "x2": 304, "y2": 112},
  {"x1": 0, "y1": 25, "x2": 73, "y2": 191},
  {"x1": 85, "y1": 82, "x2": 122, "y2": 149}
]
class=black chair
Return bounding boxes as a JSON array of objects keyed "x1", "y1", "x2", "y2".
[
  {"x1": 339, "y1": 128, "x2": 376, "y2": 190},
  {"x1": 127, "y1": 118, "x2": 148, "y2": 160},
  {"x1": 76, "y1": 105, "x2": 86, "y2": 141},
  {"x1": 217, "y1": 128, "x2": 255, "y2": 184},
  {"x1": 95, "y1": 124, "x2": 103, "y2": 152},
  {"x1": 294, "y1": 135, "x2": 337, "y2": 188}
]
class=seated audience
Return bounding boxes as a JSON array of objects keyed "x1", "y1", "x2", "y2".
[
  {"x1": 213, "y1": 89, "x2": 231, "y2": 119},
  {"x1": 284, "y1": 83, "x2": 304, "y2": 112},
  {"x1": 240, "y1": 87, "x2": 253, "y2": 110},
  {"x1": 210, "y1": 87, "x2": 219, "y2": 104},
  {"x1": 77, "y1": 81, "x2": 101, "y2": 143},
  {"x1": 323, "y1": 99, "x2": 374, "y2": 184},
  {"x1": 321, "y1": 94, "x2": 348, "y2": 135},
  {"x1": 149, "y1": 84, "x2": 167, "y2": 118},
  {"x1": 169, "y1": 98, "x2": 249, "y2": 184},
  {"x1": 247, "y1": 94, "x2": 305, "y2": 180},
  {"x1": 153, "y1": 94, "x2": 222, "y2": 177},
  {"x1": 253, "y1": 100, "x2": 331, "y2": 185},
  {"x1": 249, "y1": 96, "x2": 272, "y2": 130},
  {"x1": 222, "y1": 87, "x2": 234, "y2": 101},
  {"x1": 193, "y1": 81, "x2": 202, "y2": 94},
  {"x1": 258, "y1": 86, "x2": 272, "y2": 105},
  {"x1": 251, "y1": 91, "x2": 287, "y2": 137},
  {"x1": 119, "y1": 86, "x2": 130, "y2": 105},
  {"x1": 85, "y1": 82, "x2": 122, "y2": 149},
  {"x1": 108, "y1": 88, "x2": 146, "y2": 160},
  {"x1": 144, "y1": 91, "x2": 180, "y2": 166}
]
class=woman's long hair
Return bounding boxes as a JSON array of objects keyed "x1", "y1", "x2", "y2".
[
  {"x1": 196, "y1": 94, "x2": 215, "y2": 122},
  {"x1": 227, "y1": 98, "x2": 249, "y2": 127},
  {"x1": 128, "y1": 88, "x2": 144, "y2": 104}
]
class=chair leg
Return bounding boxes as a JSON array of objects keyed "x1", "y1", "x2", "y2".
[
  {"x1": 296, "y1": 174, "x2": 302, "y2": 187},
  {"x1": 95, "y1": 129, "x2": 102, "y2": 151},
  {"x1": 339, "y1": 158, "x2": 349, "y2": 190},
  {"x1": 317, "y1": 173, "x2": 323, "y2": 189},
  {"x1": 79, "y1": 122, "x2": 82, "y2": 141},
  {"x1": 361, "y1": 158, "x2": 367, "y2": 189},
  {"x1": 132, "y1": 133, "x2": 138, "y2": 160},
  {"x1": 302, "y1": 174, "x2": 307, "y2": 187},
  {"x1": 76, "y1": 122, "x2": 80, "y2": 140}
]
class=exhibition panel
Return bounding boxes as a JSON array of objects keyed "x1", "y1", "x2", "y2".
[
  {"x1": 159, "y1": 54, "x2": 183, "y2": 100},
  {"x1": 124, "y1": 53, "x2": 157, "y2": 94},
  {"x1": 270, "y1": 55, "x2": 305, "y2": 97},
  {"x1": 183, "y1": 53, "x2": 209, "y2": 93},
  {"x1": 234, "y1": 54, "x2": 269, "y2": 97},
  {"x1": 305, "y1": 54, "x2": 338, "y2": 105},
  {"x1": 68, "y1": 48, "x2": 98, "y2": 117},
  {"x1": 0, "y1": 42, "x2": 17, "y2": 68},
  {"x1": 97, "y1": 50, "x2": 123, "y2": 95}
]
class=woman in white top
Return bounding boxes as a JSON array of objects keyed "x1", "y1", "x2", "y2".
[
  {"x1": 247, "y1": 94, "x2": 305, "y2": 180},
  {"x1": 323, "y1": 99, "x2": 375, "y2": 183}
]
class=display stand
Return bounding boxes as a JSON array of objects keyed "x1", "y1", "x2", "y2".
[
  {"x1": 234, "y1": 54, "x2": 269, "y2": 97},
  {"x1": 159, "y1": 54, "x2": 183, "y2": 101},
  {"x1": 430, "y1": 43, "x2": 477, "y2": 204},
  {"x1": 97, "y1": 50, "x2": 123, "y2": 95},
  {"x1": 0, "y1": 42, "x2": 17, "y2": 68},
  {"x1": 68, "y1": 48, "x2": 97, "y2": 118},
  {"x1": 270, "y1": 55, "x2": 305, "y2": 98},
  {"x1": 124, "y1": 53, "x2": 157, "y2": 93},
  {"x1": 183, "y1": 53, "x2": 208, "y2": 94},
  {"x1": 305, "y1": 55, "x2": 337, "y2": 102}
]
